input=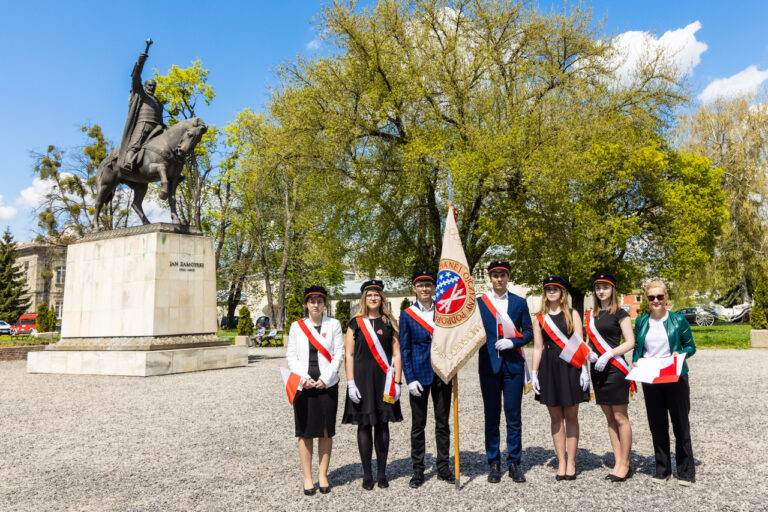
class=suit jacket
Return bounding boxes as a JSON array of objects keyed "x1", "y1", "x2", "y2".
[
  {"x1": 633, "y1": 311, "x2": 696, "y2": 376},
  {"x1": 399, "y1": 306, "x2": 435, "y2": 385},
  {"x1": 286, "y1": 316, "x2": 344, "y2": 386},
  {"x1": 478, "y1": 291, "x2": 533, "y2": 375}
]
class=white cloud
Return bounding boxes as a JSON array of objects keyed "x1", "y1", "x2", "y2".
[
  {"x1": 0, "y1": 195, "x2": 17, "y2": 220},
  {"x1": 612, "y1": 21, "x2": 707, "y2": 82},
  {"x1": 699, "y1": 65, "x2": 768, "y2": 103},
  {"x1": 16, "y1": 177, "x2": 57, "y2": 208},
  {"x1": 306, "y1": 38, "x2": 322, "y2": 51}
]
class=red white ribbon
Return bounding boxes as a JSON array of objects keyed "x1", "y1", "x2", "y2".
[
  {"x1": 585, "y1": 310, "x2": 636, "y2": 393},
  {"x1": 480, "y1": 293, "x2": 531, "y2": 385},
  {"x1": 356, "y1": 317, "x2": 396, "y2": 399},
  {"x1": 404, "y1": 304, "x2": 435, "y2": 335},
  {"x1": 297, "y1": 318, "x2": 332, "y2": 363},
  {"x1": 536, "y1": 313, "x2": 590, "y2": 368}
]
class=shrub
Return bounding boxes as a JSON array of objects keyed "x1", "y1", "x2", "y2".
[
  {"x1": 35, "y1": 302, "x2": 56, "y2": 332},
  {"x1": 400, "y1": 297, "x2": 412, "y2": 310},
  {"x1": 751, "y1": 273, "x2": 768, "y2": 329},
  {"x1": 335, "y1": 301, "x2": 351, "y2": 332},
  {"x1": 237, "y1": 306, "x2": 254, "y2": 336},
  {"x1": 285, "y1": 294, "x2": 304, "y2": 328}
]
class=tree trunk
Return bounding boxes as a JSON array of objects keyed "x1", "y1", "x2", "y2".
[{"x1": 571, "y1": 289, "x2": 585, "y2": 317}]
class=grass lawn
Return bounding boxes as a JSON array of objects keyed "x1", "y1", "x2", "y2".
[
  {"x1": 690, "y1": 323, "x2": 751, "y2": 349},
  {"x1": 216, "y1": 329, "x2": 284, "y2": 346},
  {"x1": 0, "y1": 336, "x2": 56, "y2": 347}
]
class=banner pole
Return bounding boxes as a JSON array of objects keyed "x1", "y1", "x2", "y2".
[{"x1": 453, "y1": 374, "x2": 460, "y2": 490}]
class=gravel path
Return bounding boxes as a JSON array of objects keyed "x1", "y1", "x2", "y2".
[{"x1": 1, "y1": 348, "x2": 766, "y2": 511}]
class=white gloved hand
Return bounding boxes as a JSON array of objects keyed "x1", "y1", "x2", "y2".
[
  {"x1": 394, "y1": 383, "x2": 402, "y2": 402},
  {"x1": 494, "y1": 338, "x2": 515, "y2": 351},
  {"x1": 408, "y1": 381, "x2": 423, "y2": 397},
  {"x1": 595, "y1": 352, "x2": 613, "y2": 372},
  {"x1": 531, "y1": 370, "x2": 541, "y2": 395},
  {"x1": 347, "y1": 380, "x2": 362, "y2": 404},
  {"x1": 579, "y1": 365, "x2": 590, "y2": 391},
  {"x1": 588, "y1": 351, "x2": 599, "y2": 364}
]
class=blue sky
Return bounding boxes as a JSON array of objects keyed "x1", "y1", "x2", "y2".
[{"x1": 1, "y1": 1, "x2": 766, "y2": 241}]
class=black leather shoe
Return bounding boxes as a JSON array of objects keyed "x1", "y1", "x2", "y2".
[
  {"x1": 362, "y1": 478, "x2": 374, "y2": 490},
  {"x1": 303, "y1": 487, "x2": 316, "y2": 496},
  {"x1": 563, "y1": 474, "x2": 577, "y2": 481},
  {"x1": 487, "y1": 463, "x2": 502, "y2": 483},
  {"x1": 318, "y1": 484, "x2": 331, "y2": 494},
  {"x1": 377, "y1": 477, "x2": 389, "y2": 488},
  {"x1": 607, "y1": 467, "x2": 633, "y2": 482},
  {"x1": 555, "y1": 474, "x2": 567, "y2": 481},
  {"x1": 409, "y1": 474, "x2": 424, "y2": 488},
  {"x1": 508, "y1": 463, "x2": 526, "y2": 483},
  {"x1": 437, "y1": 471, "x2": 456, "y2": 483}
]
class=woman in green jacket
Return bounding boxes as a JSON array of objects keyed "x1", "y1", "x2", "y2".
[{"x1": 633, "y1": 279, "x2": 696, "y2": 486}]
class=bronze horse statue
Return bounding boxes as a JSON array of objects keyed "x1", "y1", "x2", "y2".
[{"x1": 92, "y1": 117, "x2": 207, "y2": 230}]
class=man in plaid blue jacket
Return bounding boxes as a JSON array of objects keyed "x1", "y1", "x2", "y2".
[{"x1": 399, "y1": 270, "x2": 454, "y2": 488}]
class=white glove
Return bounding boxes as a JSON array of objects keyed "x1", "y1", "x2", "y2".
[
  {"x1": 347, "y1": 380, "x2": 361, "y2": 404},
  {"x1": 408, "y1": 381, "x2": 423, "y2": 397},
  {"x1": 588, "y1": 351, "x2": 599, "y2": 364},
  {"x1": 531, "y1": 370, "x2": 541, "y2": 395},
  {"x1": 579, "y1": 365, "x2": 590, "y2": 391},
  {"x1": 394, "y1": 383, "x2": 402, "y2": 402},
  {"x1": 494, "y1": 338, "x2": 515, "y2": 351},
  {"x1": 595, "y1": 352, "x2": 613, "y2": 372}
]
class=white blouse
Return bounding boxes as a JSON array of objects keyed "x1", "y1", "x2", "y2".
[{"x1": 643, "y1": 315, "x2": 671, "y2": 358}]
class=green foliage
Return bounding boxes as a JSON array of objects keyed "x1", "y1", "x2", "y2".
[
  {"x1": 237, "y1": 306, "x2": 253, "y2": 336},
  {"x1": 334, "y1": 301, "x2": 351, "y2": 333},
  {"x1": 0, "y1": 230, "x2": 30, "y2": 323},
  {"x1": 638, "y1": 299, "x2": 651, "y2": 317},
  {"x1": 35, "y1": 302, "x2": 55, "y2": 333},
  {"x1": 751, "y1": 273, "x2": 768, "y2": 330},
  {"x1": 285, "y1": 294, "x2": 304, "y2": 328},
  {"x1": 400, "y1": 297, "x2": 412, "y2": 311}
]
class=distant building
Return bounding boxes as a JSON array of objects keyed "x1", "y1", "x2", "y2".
[
  {"x1": 621, "y1": 291, "x2": 644, "y2": 319},
  {"x1": 14, "y1": 242, "x2": 67, "y2": 321}
]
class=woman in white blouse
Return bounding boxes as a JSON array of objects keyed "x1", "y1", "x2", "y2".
[
  {"x1": 632, "y1": 279, "x2": 696, "y2": 486},
  {"x1": 285, "y1": 285, "x2": 344, "y2": 496}
]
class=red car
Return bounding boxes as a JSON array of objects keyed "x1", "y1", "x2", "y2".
[{"x1": 11, "y1": 314, "x2": 37, "y2": 335}]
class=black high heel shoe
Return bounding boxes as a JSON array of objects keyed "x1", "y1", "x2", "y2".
[
  {"x1": 607, "y1": 467, "x2": 633, "y2": 482},
  {"x1": 303, "y1": 486, "x2": 317, "y2": 496},
  {"x1": 318, "y1": 484, "x2": 331, "y2": 494}
]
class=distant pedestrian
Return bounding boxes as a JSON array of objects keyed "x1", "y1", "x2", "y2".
[{"x1": 285, "y1": 286, "x2": 344, "y2": 496}]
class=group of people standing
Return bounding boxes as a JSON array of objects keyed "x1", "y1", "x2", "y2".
[{"x1": 284, "y1": 263, "x2": 697, "y2": 495}]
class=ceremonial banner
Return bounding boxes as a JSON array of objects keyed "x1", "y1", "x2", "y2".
[
  {"x1": 431, "y1": 206, "x2": 486, "y2": 383},
  {"x1": 280, "y1": 366, "x2": 304, "y2": 405},
  {"x1": 626, "y1": 354, "x2": 686, "y2": 384}
]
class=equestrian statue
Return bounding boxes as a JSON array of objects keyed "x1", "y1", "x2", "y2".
[{"x1": 93, "y1": 39, "x2": 207, "y2": 230}]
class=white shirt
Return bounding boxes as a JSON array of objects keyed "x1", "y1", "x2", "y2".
[
  {"x1": 490, "y1": 290, "x2": 509, "y2": 315},
  {"x1": 643, "y1": 315, "x2": 671, "y2": 358},
  {"x1": 415, "y1": 300, "x2": 435, "y2": 315}
]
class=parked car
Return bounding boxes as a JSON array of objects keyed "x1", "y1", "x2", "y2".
[
  {"x1": 255, "y1": 316, "x2": 271, "y2": 329},
  {"x1": 0, "y1": 320, "x2": 11, "y2": 335},
  {"x1": 674, "y1": 307, "x2": 718, "y2": 326},
  {"x1": 220, "y1": 316, "x2": 239, "y2": 329},
  {"x1": 11, "y1": 313, "x2": 37, "y2": 335}
]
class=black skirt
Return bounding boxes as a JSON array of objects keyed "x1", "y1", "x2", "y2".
[
  {"x1": 591, "y1": 363, "x2": 630, "y2": 405},
  {"x1": 293, "y1": 384, "x2": 338, "y2": 438},
  {"x1": 535, "y1": 341, "x2": 589, "y2": 408}
]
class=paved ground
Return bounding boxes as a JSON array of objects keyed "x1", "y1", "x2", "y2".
[{"x1": 1, "y1": 348, "x2": 766, "y2": 511}]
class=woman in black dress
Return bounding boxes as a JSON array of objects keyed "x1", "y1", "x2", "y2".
[
  {"x1": 531, "y1": 276, "x2": 590, "y2": 480},
  {"x1": 286, "y1": 286, "x2": 344, "y2": 496},
  {"x1": 585, "y1": 273, "x2": 635, "y2": 482},
  {"x1": 342, "y1": 279, "x2": 403, "y2": 490}
]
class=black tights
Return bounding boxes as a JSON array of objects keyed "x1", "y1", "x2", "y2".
[{"x1": 357, "y1": 423, "x2": 390, "y2": 479}]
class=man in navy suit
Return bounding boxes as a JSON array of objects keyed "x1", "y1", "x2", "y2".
[
  {"x1": 477, "y1": 261, "x2": 533, "y2": 483},
  {"x1": 400, "y1": 270, "x2": 454, "y2": 488}
]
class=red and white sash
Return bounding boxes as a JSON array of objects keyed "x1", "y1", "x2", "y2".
[
  {"x1": 480, "y1": 293, "x2": 531, "y2": 388},
  {"x1": 297, "y1": 318, "x2": 332, "y2": 363},
  {"x1": 356, "y1": 317, "x2": 397, "y2": 403},
  {"x1": 404, "y1": 304, "x2": 435, "y2": 335},
  {"x1": 536, "y1": 313, "x2": 590, "y2": 368},
  {"x1": 585, "y1": 310, "x2": 636, "y2": 393}
]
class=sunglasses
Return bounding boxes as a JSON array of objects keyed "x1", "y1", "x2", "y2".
[{"x1": 646, "y1": 294, "x2": 665, "y2": 302}]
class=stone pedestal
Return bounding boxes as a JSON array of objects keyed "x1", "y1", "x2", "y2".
[
  {"x1": 751, "y1": 329, "x2": 768, "y2": 349},
  {"x1": 28, "y1": 224, "x2": 247, "y2": 376}
]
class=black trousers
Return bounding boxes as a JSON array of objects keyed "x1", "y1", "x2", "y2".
[
  {"x1": 642, "y1": 375, "x2": 695, "y2": 481},
  {"x1": 409, "y1": 376, "x2": 452, "y2": 474}
]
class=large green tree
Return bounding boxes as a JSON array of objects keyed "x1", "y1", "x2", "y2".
[{"x1": 0, "y1": 229, "x2": 30, "y2": 323}]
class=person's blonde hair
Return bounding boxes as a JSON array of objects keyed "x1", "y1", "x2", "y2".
[
  {"x1": 355, "y1": 289, "x2": 399, "y2": 334},
  {"x1": 538, "y1": 286, "x2": 573, "y2": 334},
  {"x1": 644, "y1": 279, "x2": 668, "y2": 296},
  {"x1": 592, "y1": 284, "x2": 620, "y2": 315}
]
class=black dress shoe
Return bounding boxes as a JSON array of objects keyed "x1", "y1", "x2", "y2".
[
  {"x1": 303, "y1": 487, "x2": 316, "y2": 496},
  {"x1": 487, "y1": 463, "x2": 502, "y2": 483},
  {"x1": 409, "y1": 474, "x2": 424, "y2": 488},
  {"x1": 437, "y1": 471, "x2": 456, "y2": 483},
  {"x1": 607, "y1": 467, "x2": 633, "y2": 482},
  {"x1": 555, "y1": 474, "x2": 567, "y2": 481},
  {"x1": 377, "y1": 477, "x2": 389, "y2": 488},
  {"x1": 362, "y1": 478, "x2": 374, "y2": 490},
  {"x1": 508, "y1": 463, "x2": 526, "y2": 483},
  {"x1": 318, "y1": 484, "x2": 331, "y2": 494},
  {"x1": 563, "y1": 473, "x2": 577, "y2": 481}
]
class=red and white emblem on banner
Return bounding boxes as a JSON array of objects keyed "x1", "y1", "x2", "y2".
[{"x1": 435, "y1": 259, "x2": 477, "y2": 328}]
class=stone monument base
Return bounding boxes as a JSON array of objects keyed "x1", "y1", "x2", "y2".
[
  {"x1": 27, "y1": 345, "x2": 247, "y2": 377},
  {"x1": 751, "y1": 329, "x2": 768, "y2": 348}
]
